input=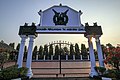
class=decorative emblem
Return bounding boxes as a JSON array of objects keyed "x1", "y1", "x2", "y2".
[{"x1": 52, "y1": 9, "x2": 69, "y2": 25}]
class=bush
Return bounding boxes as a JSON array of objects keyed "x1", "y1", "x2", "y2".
[
  {"x1": 95, "y1": 66, "x2": 106, "y2": 76},
  {"x1": 0, "y1": 65, "x2": 28, "y2": 79}
]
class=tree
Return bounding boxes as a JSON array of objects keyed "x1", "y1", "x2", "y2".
[
  {"x1": 49, "y1": 44, "x2": 53, "y2": 55},
  {"x1": 16, "y1": 43, "x2": 20, "y2": 51},
  {"x1": 104, "y1": 47, "x2": 120, "y2": 71},
  {"x1": 55, "y1": 45, "x2": 60, "y2": 55},
  {"x1": 70, "y1": 44, "x2": 74, "y2": 55},
  {"x1": 9, "y1": 43, "x2": 15, "y2": 49},
  {"x1": 32, "y1": 46, "x2": 37, "y2": 60},
  {"x1": 101, "y1": 44, "x2": 106, "y2": 58},
  {"x1": 43, "y1": 44, "x2": 48, "y2": 56},
  {"x1": 24, "y1": 46, "x2": 27, "y2": 60},
  {"x1": 0, "y1": 52, "x2": 8, "y2": 70},
  {"x1": 75, "y1": 43, "x2": 80, "y2": 56},
  {"x1": 63, "y1": 47, "x2": 69, "y2": 55},
  {"x1": 106, "y1": 43, "x2": 114, "y2": 49},
  {"x1": 81, "y1": 44, "x2": 87, "y2": 58},
  {"x1": 39, "y1": 45, "x2": 43, "y2": 56},
  {"x1": 16, "y1": 43, "x2": 20, "y2": 59}
]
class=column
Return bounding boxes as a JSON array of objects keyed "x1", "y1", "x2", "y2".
[
  {"x1": 26, "y1": 35, "x2": 36, "y2": 78},
  {"x1": 73, "y1": 55, "x2": 75, "y2": 60},
  {"x1": 66, "y1": 54, "x2": 68, "y2": 60},
  {"x1": 43, "y1": 55, "x2": 46, "y2": 60},
  {"x1": 51, "y1": 55, "x2": 53, "y2": 60},
  {"x1": 88, "y1": 55, "x2": 90, "y2": 60},
  {"x1": 87, "y1": 36, "x2": 98, "y2": 77},
  {"x1": 36, "y1": 53, "x2": 38, "y2": 61},
  {"x1": 17, "y1": 35, "x2": 27, "y2": 68},
  {"x1": 80, "y1": 55, "x2": 83, "y2": 60},
  {"x1": 95, "y1": 36, "x2": 104, "y2": 67}
]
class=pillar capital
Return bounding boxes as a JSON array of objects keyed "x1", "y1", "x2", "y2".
[
  {"x1": 85, "y1": 35, "x2": 93, "y2": 38},
  {"x1": 28, "y1": 35, "x2": 37, "y2": 39},
  {"x1": 19, "y1": 35, "x2": 28, "y2": 38}
]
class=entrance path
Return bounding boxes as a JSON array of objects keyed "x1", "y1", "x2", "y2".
[{"x1": 3, "y1": 61, "x2": 100, "y2": 78}]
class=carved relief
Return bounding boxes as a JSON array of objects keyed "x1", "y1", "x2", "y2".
[{"x1": 52, "y1": 9, "x2": 69, "y2": 25}]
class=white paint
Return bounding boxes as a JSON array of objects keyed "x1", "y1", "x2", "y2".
[
  {"x1": 87, "y1": 35, "x2": 98, "y2": 77},
  {"x1": 38, "y1": 5, "x2": 82, "y2": 26},
  {"x1": 95, "y1": 35, "x2": 104, "y2": 67},
  {"x1": 26, "y1": 35, "x2": 36, "y2": 78},
  {"x1": 17, "y1": 35, "x2": 27, "y2": 68}
]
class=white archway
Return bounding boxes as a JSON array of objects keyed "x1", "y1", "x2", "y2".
[{"x1": 17, "y1": 4, "x2": 104, "y2": 78}]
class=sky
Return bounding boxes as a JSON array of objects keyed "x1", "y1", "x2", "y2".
[{"x1": 0, "y1": 0, "x2": 120, "y2": 49}]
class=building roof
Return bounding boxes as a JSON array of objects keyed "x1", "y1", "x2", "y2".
[{"x1": 0, "y1": 42, "x2": 15, "y2": 52}]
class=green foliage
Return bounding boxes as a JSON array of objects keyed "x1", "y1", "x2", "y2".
[
  {"x1": 75, "y1": 43, "x2": 80, "y2": 55},
  {"x1": 81, "y1": 44, "x2": 87, "y2": 58},
  {"x1": 0, "y1": 65, "x2": 28, "y2": 79},
  {"x1": 24, "y1": 46, "x2": 27, "y2": 60},
  {"x1": 16, "y1": 43, "x2": 20, "y2": 51},
  {"x1": 0, "y1": 52, "x2": 8, "y2": 70},
  {"x1": 63, "y1": 47, "x2": 69, "y2": 55},
  {"x1": 70, "y1": 44, "x2": 74, "y2": 55},
  {"x1": 95, "y1": 66, "x2": 106, "y2": 75},
  {"x1": 39, "y1": 45, "x2": 43, "y2": 56},
  {"x1": 32, "y1": 46, "x2": 38, "y2": 59},
  {"x1": 103, "y1": 69, "x2": 116, "y2": 78},
  {"x1": 55, "y1": 45, "x2": 60, "y2": 55},
  {"x1": 95, "y1": 66, "x2": 120, "y2": 79},
  {"x1": 49, "y1": 44, "x2": 53, "y2": 55},
  {"x1": 43, "y1": 44, "x2": 48, "y2": 56},
  {"x1": 9, "y1": 43, "x2": 15, "y2": 49}
]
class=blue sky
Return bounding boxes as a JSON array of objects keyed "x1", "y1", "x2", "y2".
[{"x1": 0, "y1": 0, "x2": 120, "y2": 48}]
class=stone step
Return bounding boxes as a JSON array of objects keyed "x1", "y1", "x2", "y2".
[
  {"x1": 31, "y1": 77, "x2": 91, "y2": 80},
  {"x1": 32, "y1": 73, "x2": 89, "y2": 78}
]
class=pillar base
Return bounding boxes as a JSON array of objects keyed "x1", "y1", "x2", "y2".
[
  {"x1": 27, "y1": 68, "x2": 33, "y2": 78},
  {"x1": 89, "y1": 70, "x2": 98, "y2": 77}
]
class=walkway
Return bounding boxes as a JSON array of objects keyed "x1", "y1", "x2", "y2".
[{"x1": 3, "y1": 61, "x2": 99, "y2": 78}]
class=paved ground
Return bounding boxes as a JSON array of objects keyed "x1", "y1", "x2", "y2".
[{"x1": 3, "y1": 61, "x2": 101, "y2": 79}]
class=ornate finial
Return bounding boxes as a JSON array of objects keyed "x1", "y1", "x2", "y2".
[
  {"x1": 79, "y1": 10, "x2": 83, "y2": 14},
  {"x1": 32, "y1": 22, "x2": 35, "y2": 26},
  {"x1": 59, "y1": 3, "x2": 62, "y2": 6},
  {"x1": 39, "y1": 10, "x2": 42, "y2": 12},
  {"x1": 24, "y1": 23, "x2": 28, "y2": 26},
  {"x1": 93, "y1": 22, "x2": 97, "y2": 26},
  {"x1": 85, "y1": 22, "x2": 89, "y2": 26},
  {"x1": 38, "y1": 10, "x2": 42, "y2": 15}
]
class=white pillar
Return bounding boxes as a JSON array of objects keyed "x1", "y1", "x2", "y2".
[
  {"x1": 26, "y1": 35, "x2": 36, "y2": 78},
  {"x1": 51, "y1": 55, "x2": 53, "y2": 60},
  {"x1": 43, "y1": 55, "x2": 46, "y2": 60},
  {"x1": 95, "y1": 36, "x2": 104, "y2": 67},
  {"x1": 73, "y1": 55, "x2": 75, "y2": 60},
  {"x1": 87, "y1": 36, "x2": 98, "y2": 77},
  {"x1": 80, "y1": 55, "x2": 83, "y2": 60},
  {"x1": 66, "y1": 55, "x2": 68, "y2": 60},
  {"x1": 88, "y1": 55, "x2": 90, "y2": 60},
  {"x1": 17, "y1": 35, "x2": 27, "y2": 68},
  {"x1": 58, "y1": 55, "x2": 60, "y2": 60},
  {"x1": 36, "y1": 54, "x2": 38, "y2": 61}
]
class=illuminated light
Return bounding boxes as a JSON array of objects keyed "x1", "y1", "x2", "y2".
[{"x1": 92, "y1": 37, "x2": 95, "y2": 43}]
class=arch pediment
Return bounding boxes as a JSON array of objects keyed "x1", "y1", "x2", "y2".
[{"x1": 37, "y1": 4, "x2": 85, "y2": 34}]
